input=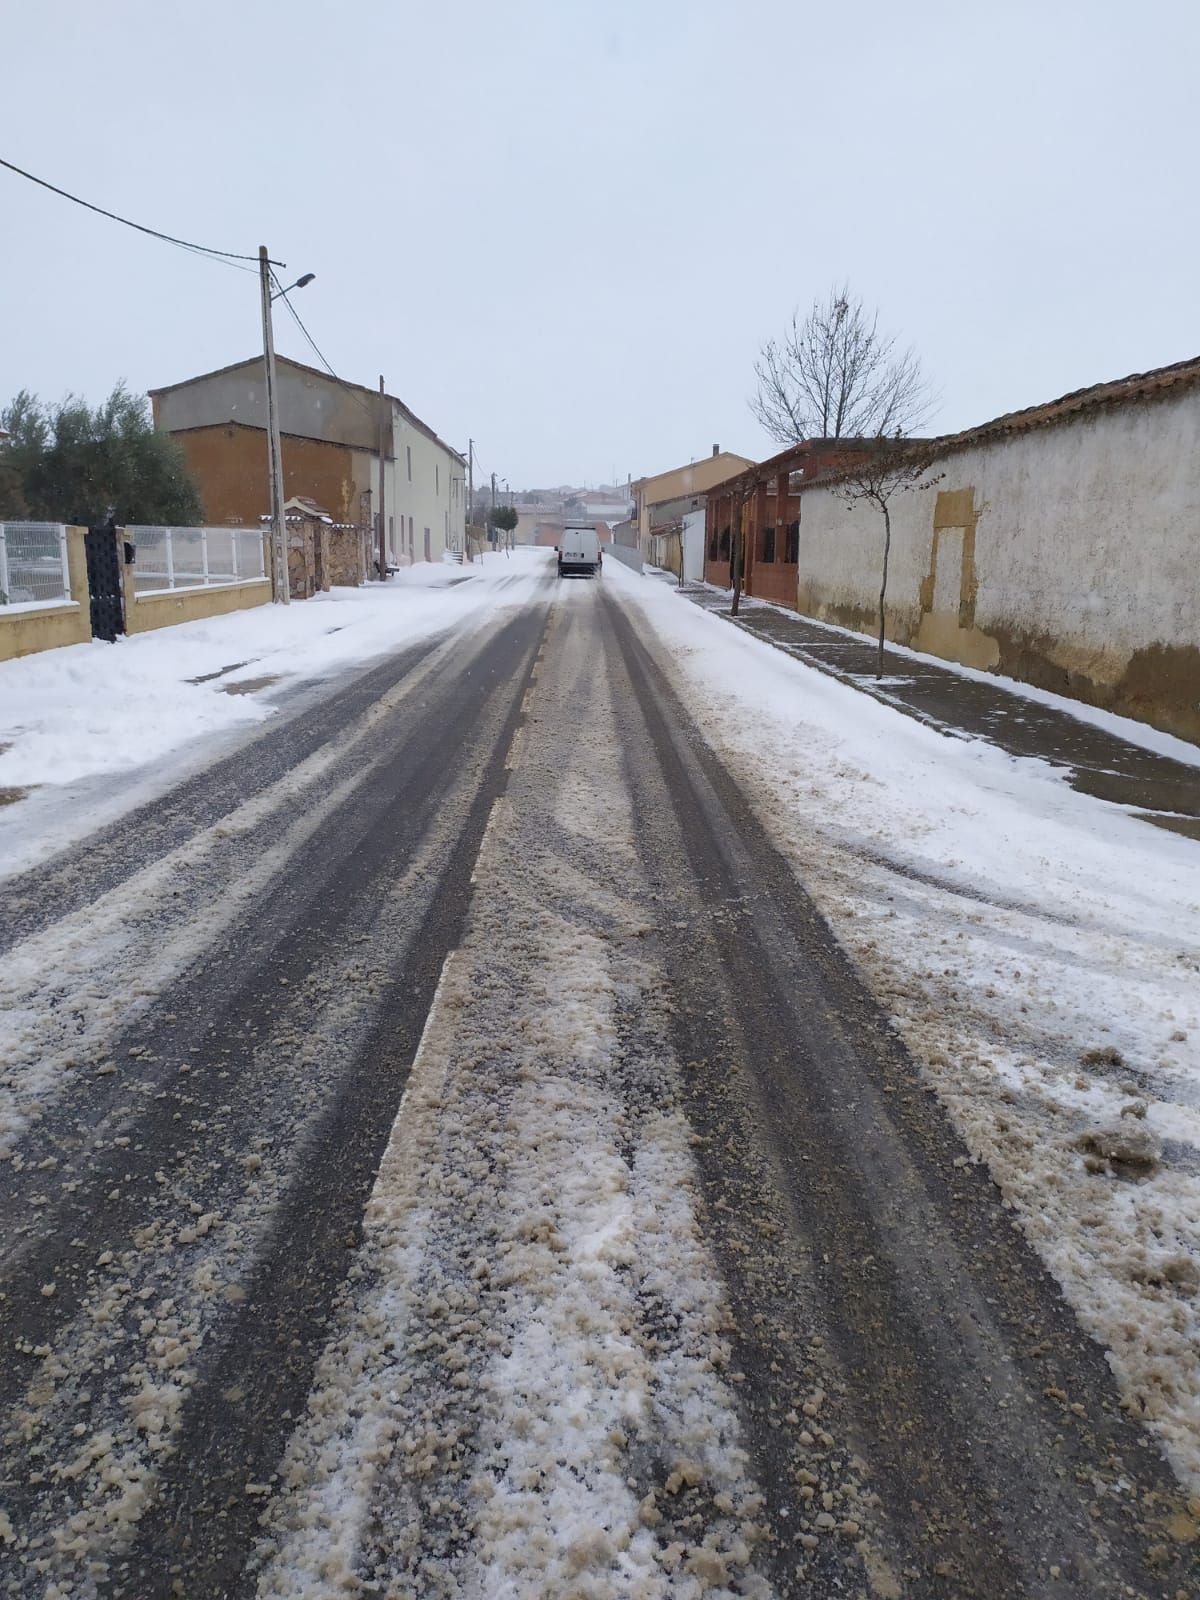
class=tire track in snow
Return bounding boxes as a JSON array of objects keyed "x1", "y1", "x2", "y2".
[
  {"x1": 247, "y1": 597, "x2": 781, "y2": 1600},
  {"x1": 0, "y1": 609, "x2": 514, "y2": 1176},
  {"x1": 0, "y1": 607, "x2": 548, "y2": 1600},
  {"x1": 0, "y1": 636, "x2": 436, "y2": 948},
  {"x1": 602, "y1": 589, "x2": 1197, "y2": 1595}
]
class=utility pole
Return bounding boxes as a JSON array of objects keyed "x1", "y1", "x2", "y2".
[
  {"x1": 377, "y1": 376, "x2": 388, "y2": 581},
  {"x1": 258, "y1": 246, "x2": 289, "y2": 604},
  {"x1": 490, "y1": 471, "x2": 497, "y2": 556},
  {"x1": 467, "y1": 439, "x2": 475, "y2": 562}
]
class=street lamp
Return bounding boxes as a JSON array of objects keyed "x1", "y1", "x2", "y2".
[
  {"x1": 272, "y1": 272, "x2": 315, "y2": 301},
  {"x1": 258, "y1": 252, "x2": 315, "y2": 604}
]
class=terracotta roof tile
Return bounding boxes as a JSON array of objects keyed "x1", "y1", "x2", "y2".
[{"x1": 936, "y1": 354, "x2": 1200, "y2": 451}]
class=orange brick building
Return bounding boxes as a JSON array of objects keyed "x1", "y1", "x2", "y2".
[{"x1": 704, "y1": 439, "x2": 885, "y2": 605}]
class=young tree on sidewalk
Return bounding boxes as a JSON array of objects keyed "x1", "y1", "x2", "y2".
[
  {"x1": 730, "y1": 482, "x2": 748, "y2": 617},
  {"x1": 834, "y1": 439, "x2": 941, "y2": 679},
  {"x1": 488, "y1": 504, "x2": 518, "y2": 556},
  {"x1": 749, "y1": 283, "x2": 938, "y2": 655}
]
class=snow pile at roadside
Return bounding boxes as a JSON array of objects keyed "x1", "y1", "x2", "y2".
[
  {"x1": 609, "y1": 559, "x2": 1200, "y2": 1489},
  {"x1": 252, "y1": 602, "x2": 772, "y2": 1597},
  {"x1": 0, "y1": 552, "x2": 549, "y2": 793}
]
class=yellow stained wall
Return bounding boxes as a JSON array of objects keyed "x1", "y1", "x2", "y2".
[
  {"x1": 122, "y1": 575, "x2": 271, "y2": 634},
  {"x1": 0, "y1": 527, "x2": 91, "y2": 661},
  {"x1": 633, "y1": 453, "x2": 755, "y2": 547},
  {"x1": 1, "y1": 527, "x2": 273, "y2": 662}
]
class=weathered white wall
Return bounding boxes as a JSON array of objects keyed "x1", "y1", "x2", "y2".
[
  {"x1": 682, "y1": 510, "x2": 706, "y2": 582},
  {"x1": 155, "y1": 359, "x2": 378, "y2": 453},
  {"x1": 795, "y1": 387, "x2": 1200, "y2": 738},
  {"x1": 386, "y1": 408, "x2": 466, "y2": 564}
]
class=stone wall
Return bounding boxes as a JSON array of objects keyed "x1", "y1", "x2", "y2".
[{"x1": 328, "y1": 526, "x2": 370, "y2": 587}]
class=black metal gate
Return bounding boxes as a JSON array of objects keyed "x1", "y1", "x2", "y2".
[{"x1": 85, "y1": 523, "x2": 125, "y2": 643}]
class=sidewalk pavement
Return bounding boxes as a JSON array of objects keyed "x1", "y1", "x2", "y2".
[{"x1": 672, "y1": 582, "x2": 1200, "y2": 840}]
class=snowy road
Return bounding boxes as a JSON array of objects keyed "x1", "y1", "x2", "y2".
[{"x1": 0, "y1": 555, "x2": 1196, "y2": 1598}]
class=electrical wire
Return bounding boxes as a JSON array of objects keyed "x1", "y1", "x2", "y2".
[
  {"x1": 272, "y1": 274, "x2": 468, "y2": 475},
  {"x1": 0, "y1": 155, "x2": 280, "y2": 266},
  {"x1": 270, "y1": 272, "x2": 378, "y2": 425},
  {"x1": 272, "y1": 277, "x2": 348, "y2": 390}
]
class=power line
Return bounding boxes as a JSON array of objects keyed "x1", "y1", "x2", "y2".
[
  {"x1": 270, "y1": 272, "x2": 378, "y2": 424},
  {"x1": 0, "y1": 155, "x2": 279, "y2": 266},
  {"x1": 272, "y1": 276, "x2": 347, "y2": 389},
  {"x1": 467, "y1": 441, "x2": 490, "y2": 489}
]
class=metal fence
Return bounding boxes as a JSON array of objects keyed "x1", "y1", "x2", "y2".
[
  {"x1": 128, "y1": 526, "x2": 267, "y2": 594},
  {"x1": 0, "y1": 522, "x2": 72, "y2": 608}
]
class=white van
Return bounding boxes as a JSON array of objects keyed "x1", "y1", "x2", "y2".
[{"x1": 557, "y1": 525, "x2": 602, "y2": 578}]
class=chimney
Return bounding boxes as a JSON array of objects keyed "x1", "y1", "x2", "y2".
[{"x1": 712, "y1": 443, "x2": 720, "y2": 456}]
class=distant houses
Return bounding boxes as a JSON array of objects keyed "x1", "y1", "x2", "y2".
[
  {"x1": 511, "y1": 484, "x2": 633, "y2": 541},
  {"x1": 150, "y1": 356, "x2": 466, "y2": 567},
  {"x1": 631, "y1": 447, "x2": 754, "y2": 579}
]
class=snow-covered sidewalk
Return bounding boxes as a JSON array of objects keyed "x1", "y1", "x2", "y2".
[
  {"x1": 0, "y1": 552, "x2": 548, "y2": 876},
  {"x1": 607, "y1": 558, "x2": 1200, "y2": 1490}
]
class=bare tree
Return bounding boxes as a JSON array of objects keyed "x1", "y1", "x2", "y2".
[
  {"x1": 751, "y1": 285, "x2": 933, "y2": 445},
  {"x1": 834, "y1": 440, "x2": 942, "y2": 678}
]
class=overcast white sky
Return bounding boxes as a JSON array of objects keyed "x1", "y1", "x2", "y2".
[{"x1": 3, "y1": 0, "x2": 1198, "y2": 488}]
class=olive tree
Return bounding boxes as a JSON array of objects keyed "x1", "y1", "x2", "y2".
[{"x1": 0, "y1": 383, "x2": 203, "y2": 525}]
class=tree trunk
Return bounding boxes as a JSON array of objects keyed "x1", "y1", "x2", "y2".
[
  {"x1": 876, "y1": 499, "x2": 891, "y2": 679},
  {"x1": 731, "y1": 496, "x2": 744, "y2": 616}
]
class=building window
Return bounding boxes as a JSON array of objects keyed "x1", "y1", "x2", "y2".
[
  {"x1": 761, "y1": 527, "x2": 775, "y2": 563},
  {"x1": 436, "y1": 463, "x2": 440, "y2": 494},
  {"x1": 708, "y1": 533, "x2": 718, "y2": 560},
  {"x1": 785, "y1": 519, "x2": 799, "y2": 563},
  {"x1": 718, "y1": 525, "x2": 730, "y2": 557},
  {"x1": 408, "y1": 516, "x2": 414, "y2": 555},
  {"x1": 407, "y1": 445, "x2": 412, "y2": 481}
]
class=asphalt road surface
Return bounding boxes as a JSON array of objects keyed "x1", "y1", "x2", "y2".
[{"x1": 0, "y1": 567, "x2": 1194, "y2": 1599}]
